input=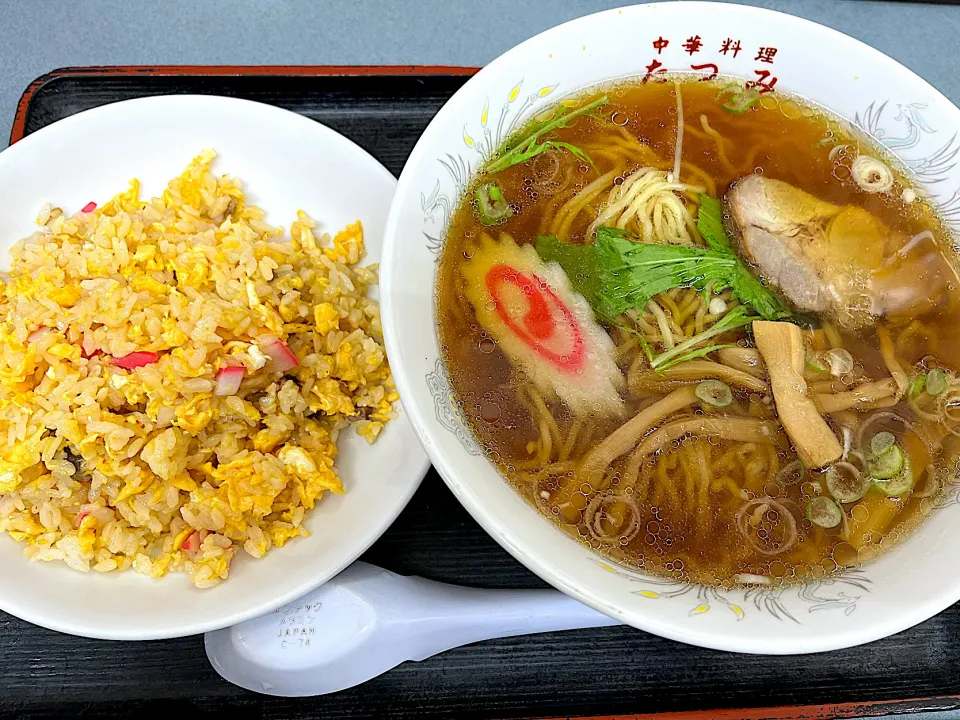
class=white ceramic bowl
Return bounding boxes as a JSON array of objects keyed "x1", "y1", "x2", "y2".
[
  {"x1": 0, "y1": 95, "x2": 429, "y2": 639},
  {"x1": 382, "y1": 2, "x2": 960, "y2": 654}
]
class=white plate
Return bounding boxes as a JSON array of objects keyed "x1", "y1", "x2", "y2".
[
  {"x1": 382, "y1": 2, "x2": 960, "y2": 654},
  {"x1": 0, "y1": 94, "x2": 429, "y2": 640}
]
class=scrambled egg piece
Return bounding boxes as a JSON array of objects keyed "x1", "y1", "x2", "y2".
[
  {"x1": 175, "y1": 394, "x2": 216, "y2": 434},
  {"x1": 314, "y1": 303, "x2": 340, "y2": 334}
]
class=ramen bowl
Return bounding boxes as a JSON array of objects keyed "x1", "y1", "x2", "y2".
[{"x1": 381, "y1": 1, "x2": 960, "y2": 653}]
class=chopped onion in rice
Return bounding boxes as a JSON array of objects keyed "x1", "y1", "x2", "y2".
[
  {"x1": 247, "y1": 343, "x2": 268, "y2": 369},
  {"x1": 156, "y1": 405, "x2": 176, "y2": 426},
  {"x1": 27, "y1": 327, "x2": 49, "y2": 343}
]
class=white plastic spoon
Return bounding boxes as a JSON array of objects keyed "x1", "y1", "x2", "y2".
[{"x1": 205, "y1": 561, "x2": 621, "y2": 696}]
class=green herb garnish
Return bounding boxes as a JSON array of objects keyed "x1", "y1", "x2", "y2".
[
  {"x1": 486, "y1": 96, "x2": 607, "y2": 174},
  {"x1": 695, "y1": 196, "x2": 791, "y2": 320},
  {"x1": 651, "y1": 307, "x2": 755, "y2": 370},
  {"x1": 588, "y1": 225, "x2": 791, "y2": 322},
  {"x1": 536, "y1": 217, "x2": 790, "y2": 323},
  {"x1": 695, "y1": 194, "x2": 730, "y2": 251},
  {"x1": 534, "y1": 233, "x2": 603, "y2": 310},
  {"x1": 535, "y1": 195, "x2": 792, "y2": 371}
]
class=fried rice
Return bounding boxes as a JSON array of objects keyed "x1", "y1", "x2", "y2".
[{"x1": 0, "y1": 150, "x2": 396, "y2": 587}]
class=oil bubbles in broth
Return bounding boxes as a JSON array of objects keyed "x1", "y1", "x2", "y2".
[{"x1": 435, "y1": 76, "x2": 960, "y2": 588}]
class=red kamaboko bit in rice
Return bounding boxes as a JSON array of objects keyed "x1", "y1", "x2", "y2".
[{"x1": 461, "y1": 233, "x2": 624, "y2": 417}]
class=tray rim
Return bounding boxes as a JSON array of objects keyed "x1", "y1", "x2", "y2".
[
  {"x1": 546, "y1": 695, "x2": 960, "y2": 720},
  {"x1": 7, "y1": 62, "x2": 959, "y2": 720},
  {"x1": 9, "y1": 64, "x2": 480, "y2": 145}
]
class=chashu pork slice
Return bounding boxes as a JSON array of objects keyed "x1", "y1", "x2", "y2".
[{"x1": 727, "y1": 174, "x2": 952, "y2": 328}]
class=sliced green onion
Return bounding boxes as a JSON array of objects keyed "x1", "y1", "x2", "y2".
[
  {"x1": 823, "y1": 348, "x2": 854, "y2": 377},
  {"x1": 868, "y1": 443, "x2": 904, "y2": 480},
  {"x1": 825, "y1": 463, "x2": 870, "y2": 503},
  {"x1": 475, "y1": 184, "x2": 513, "y2": 226},
  {"x1": 926, "y1": 368, "x2": 947, "y2": 396},
  {"x1": 908, "y1": 374, "x2": 927, "y2": 398},
  {"x1": 805, "y1": 355, "x2": 828, "y2": 374},
  {"x1": 775, "y1": 459, "x2": 805, "y2": 486},
  {"x1": 874, "y1": 452, "x2": 914, "y2": 497},
  {"x1": 806, "y1": 496, "x2": 842, "y2": 528},
  {"x1": 718, "y1": 84, "x2": 760, "y2": 114},
  {"x1": 869, "y1": 431, "x2": 895, "y2": 456},
  {"x1": 696, "y1": 379, "x2": 733, "y2": 407}
]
